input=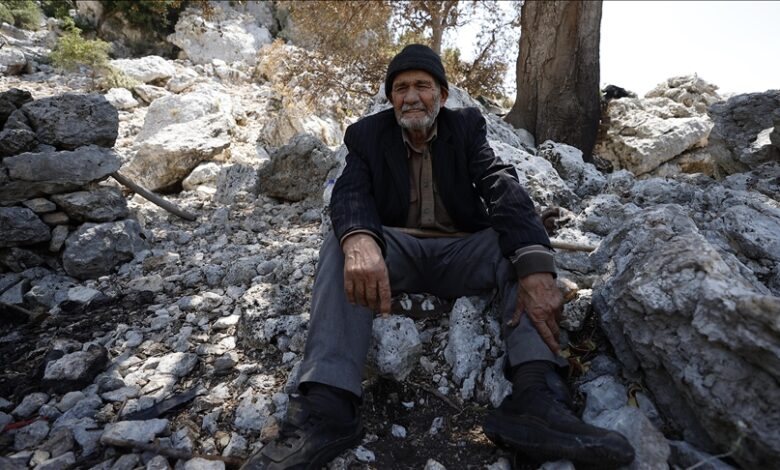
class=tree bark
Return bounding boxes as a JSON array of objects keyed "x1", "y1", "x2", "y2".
[{"x1": 504, "y1": 0, "x2": 602, "y2": 161}]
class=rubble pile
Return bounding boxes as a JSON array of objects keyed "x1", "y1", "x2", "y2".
[{"x1": 0, "y1": 89, "x2": 149, "y2": 316}]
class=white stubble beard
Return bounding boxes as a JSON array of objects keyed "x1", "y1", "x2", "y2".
[{"x1": 396, "y1": 92, "x2": 441, "y2": 131}]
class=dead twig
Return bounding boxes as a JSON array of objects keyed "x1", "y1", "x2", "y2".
[
  {"x1": 111, "y1": 171, "x2": 197, "y2": 221},
  {"x1": 409, "y1": 380, "x2": 462, "y2": 412},
  {"x1": 101, "y1": 436, "x2": 243, "y2": 468}
]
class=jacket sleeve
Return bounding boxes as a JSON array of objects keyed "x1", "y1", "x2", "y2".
[
  {"x1": 329, "y1": 125, "x2": 387, "y2": 254},
  {"x1": 465, "y1": 109, "x2": 553, "y2": 258}
]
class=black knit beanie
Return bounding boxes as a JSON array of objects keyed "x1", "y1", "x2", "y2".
[{"x1": 385, "y1": 44, "x2": 449, "y2": 99}]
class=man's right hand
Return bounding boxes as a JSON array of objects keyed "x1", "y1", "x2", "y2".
[{"x1": 342, "y1": 233, "x2": 391, "y2": 315}]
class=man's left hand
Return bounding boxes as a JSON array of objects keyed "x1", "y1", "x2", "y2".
[{"x1": 508, "y1": 272, "x2": 563, "y2": 354}]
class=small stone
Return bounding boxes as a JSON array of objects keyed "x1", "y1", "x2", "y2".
[
  {"x1": 66, "y1": 286, "x2": 101, "y2": 304},
  {"x1": 391, "y1": 424, "x2": 406, "y2": 438},
  {"x1": 33, "y1": 451, "x2": 75, "y2": 470},
  {"x1": 30, "y1": 449, "x2": 51, "y2": 467},
  {"x1": 55, "y1": 391, "x2": 85, "y2": 412},
  {"x1": 42, "y1": 344, "x2": 109, "y2": 393},
  {"x1": 424, "y1": 459, "x2": 447, "y2": 470},
  {"x1": 39, "y1": 427, "x2": 74, "y2": 457},
  {"x1": 125, "y1": 330, "x2": 144, "y2": 347},
  {"x1": 354, "y1": 446, "x2": 375, "y2": 463},
  {"x1": 127, "y1": 274, "x2": 164, "y2": 292},
  {"x1": 183, "y1": 457, "x2": 225, "y2": 470},
  {"x1": 101, "y1": 386, "x2": 139, "y2": 402},
  {"x1": 145, "y1": 455, "x2": 172, "y2": 470},
  {"x1": 100, "y1": 419, "x2": 169, "y2": 444},
  {"x1": 429, "y1": 416, "x2": 444, "y2": 435},
  {"x1": 38, "y1": 404, "x2": 62, "y2": 420},
  {"x1": 22, "y1": 198, "x2": 56, "y2": 213},
  {"x1": 110, "y1": 453, "x2": 140, "y2": 470},
  {"x1": 41, "y1": 212, "x2": 70, "y2": 225},
  {"x1": 156, "y1": 352, "x2": 198, "y2": 377},
  {"x1": 213, "y1": 313, "x2": 239, "y2": 330},
  {"x1": 485, "y1": 457, "x2": 512, "y2": 470},
  {"x1": 221, "y1": 432, "x2": 248, "y2": 459},
  {"x1": 12, "y1": 392, "x2": 49, "y2": 418},
  {"x1": 14, "y1": 419, "x2": 50, "y2": 450},
  {"x1": 214, "y1": 352, "x2": 238, "y2": 374},
  {"x1": 201, "y1": 408, "x2": 221, "y2": 436}
]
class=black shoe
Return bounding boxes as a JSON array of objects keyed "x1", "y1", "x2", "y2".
[
  {"x1": 240, "y1": 394, "x2": 364, "y2": 470},
  {"x1": 483, "y1": 373, "x2": 635, "y2": 468}
]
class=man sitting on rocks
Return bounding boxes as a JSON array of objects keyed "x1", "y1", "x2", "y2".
[{"x1": 242, "y1": 44, "x2": 635, "y2": 469}]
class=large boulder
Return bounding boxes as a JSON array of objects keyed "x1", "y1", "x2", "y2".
[
  {"x1": 595, "y1": 96, "x2": 712, "y2": 176},
  {"x1": 0, "y1": 146, "x2": 121, "y2": 203},
  {"x1": 644, "y1": 75, "x2": 722, "y2": 114},
  {"x1": 538, "y1": 141, "x2": 607, "y2": 198},
  {"x1": 0, "y1": 88, "x2": 33, "y2": 128},
  {"x1": 108, "y1": 56, "x2": 176, "y2": 84},
  {"x1": 62, "y1": 220, "x2": 148, "y2": 279},
  {"x1": 0, "y1": 46, "x2": 27, "y2": 75},
  {"x1": 258, "y1": 134, "x2": 337, "y2": 202},
  {"x1": 707, "y1": 90, "x2": 780, "y2": 175},
  {"x1": 0, "y1": 207, "x2": 50, "y2": 247},
  {"x1": 168, "y1": 2, "x2": 274, "y2": 66},
  {"x1": 591, "y1": 204, "x2": 780, "y2": 468},
  {"x1": 489, "y1": 140, "x2": 578, "y2": 209},
  {"x1": 51, "y1": 187, "x2": 129, "y2": 223},
  {"x1": 122, "y1": 84, "x2": 235, "y2": 191},
  {"x1": 19, "y1": 93, "x2": 118, "y2": 150}
]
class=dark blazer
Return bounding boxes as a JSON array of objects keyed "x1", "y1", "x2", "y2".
[{"x1": 330, "y1": 106, "x2": 551, "y2": 258}]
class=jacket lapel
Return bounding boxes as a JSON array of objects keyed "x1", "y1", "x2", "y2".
[
  {"x1": 382, "y1": 125, "x2": 409, "y2": 216},
  {"x1": 432, "y1": 111, "x2": 457, "y2": 211}
]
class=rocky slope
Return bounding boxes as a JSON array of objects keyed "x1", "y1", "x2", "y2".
[{"x1": 2, "y1": 2, "x2": 779, "y2": 469}]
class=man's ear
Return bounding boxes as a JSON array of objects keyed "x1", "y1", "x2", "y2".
[{"x1": 439, "y1": 87, "x2": 449, "y2": 107}]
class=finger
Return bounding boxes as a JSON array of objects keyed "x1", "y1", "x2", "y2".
[
  {"x1": 378, "y1": 270, "x2": 392, "y2": 314},
  {"x1": 508, "y1": 293, "x2": 525, "y2": 327},
  {"x1": 533, "y1": 319, "x2": 560, "y2": 354},
  {"x1": 365, "y1": 277, "x2": 379, "y2": 312},
  {"x1": 354, "y1": 279, "x2": 367, "y2": 308},
  {"x1": 344, "y1": 275, "x2": 356, "y2": 305}
]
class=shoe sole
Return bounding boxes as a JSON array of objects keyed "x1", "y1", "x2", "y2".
[
  {"x1": 483, "y1": 414, "x2": 634, "y2": 468},
  {"x1": 304, "y1": 426, "x2": 366, "y2": 470}
]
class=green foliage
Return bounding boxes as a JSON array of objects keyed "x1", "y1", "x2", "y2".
[
  {"x1": 0, "y1": 3, "x2": 13, "y2": 26},
  {"x1": 99, "y1": 65, "x2": 140, "y2": 91},
  {"x1": 50, "y1": 27, "x2": 110, "y2": 72},
  {"x1": 102, "y1": 0, "x2": 211, "y2": 35},
  {"x1": 40, "y1": 0, "x2": 75, "y2": 19},
  {"x1": 0, "y1": 0, "x2": 43, "y2": 30}
]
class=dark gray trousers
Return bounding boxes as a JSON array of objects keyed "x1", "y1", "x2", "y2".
[{"x1": 298, "y1": 227, "x2": 565, "y2": 397}]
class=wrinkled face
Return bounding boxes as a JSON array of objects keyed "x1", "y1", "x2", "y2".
[{"x1": 391, "y1": 70, "x2": 448, "y2": 131}]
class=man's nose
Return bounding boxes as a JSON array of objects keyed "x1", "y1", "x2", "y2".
[{"x1": 404, "y1": 88, "x2": 420, "y2": 103}]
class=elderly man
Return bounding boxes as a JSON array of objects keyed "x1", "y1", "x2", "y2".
[{"x1": 242, "y1": 45, "x2": 634, "y2": 469}]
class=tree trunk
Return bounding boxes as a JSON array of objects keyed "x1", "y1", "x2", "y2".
[{"x1": 504, "y1": 0, "x2": 602, "y2": 161}]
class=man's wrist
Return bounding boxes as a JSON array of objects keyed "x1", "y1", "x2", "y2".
[
  {"x1": 340, "y1": 229, "x2": 381, "y2": 250},
  {"x1": 511, "y1": 244, "x2": 556, "y2": 279}
]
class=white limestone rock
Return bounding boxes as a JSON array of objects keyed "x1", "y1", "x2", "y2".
[
  {"x1": 587, "y1": 406, "x2": 670, "y2": 470},
  {"x1": 104, "y1": 87, "x2": 139, "y2": 110},
  {"x1": 123, "y1": 84, "x2": 236, "y2": 191},
  {"x1": 595, "y1": 96, "x2": 713, "y2": 176},
  {"x1": 101, "y1": 419, "x2": 169, "y2": 444},
  {"x1": 109, "y1": 56, "x2": 176, "y2": 84},
  {"x1": 489, "y1": 141, "x2": 578, "y2": 209},
  {"x1": 370, "y1": 316, "x2": 422, "y2": 381},
  {"x1": 168, "y1": 3, "x2": 273, "y2": 66}
]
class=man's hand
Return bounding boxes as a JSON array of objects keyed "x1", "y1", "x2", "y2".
[
  {"x1": 342, "y1": 233, "x2": 391, "y2": 315},
  {"x1": 508, "y1": 272, "x2": 563, "y2": 354}
]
